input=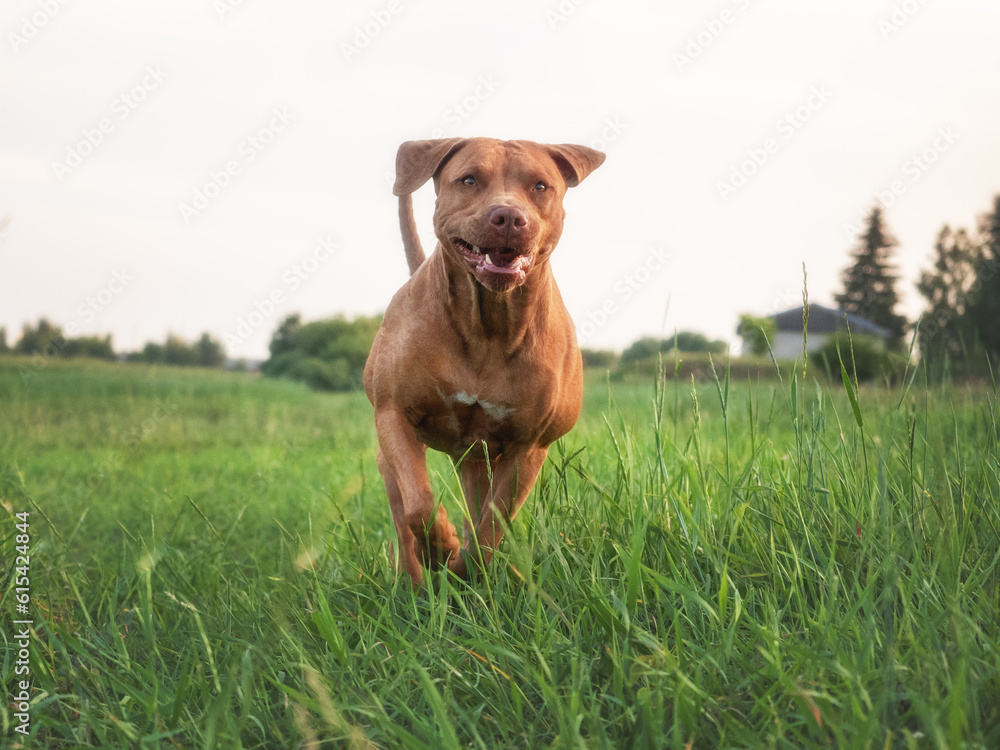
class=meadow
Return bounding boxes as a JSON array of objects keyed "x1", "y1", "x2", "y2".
[{"x1": 1, "y1": 356, "x2": 998, "y2": 748}]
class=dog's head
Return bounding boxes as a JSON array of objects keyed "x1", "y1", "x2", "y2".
[{"x1": 393, "y1": 137, "x2": 604, "y2": 293}]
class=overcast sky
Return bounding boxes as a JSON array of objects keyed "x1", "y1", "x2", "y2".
[{"x1": 2, "y1": 0, "x2": 999, "y2": 360}]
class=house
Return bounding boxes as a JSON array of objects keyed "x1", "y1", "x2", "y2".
[{"x1": 740, "y1": 304, "x2": 891, "y2": 359}]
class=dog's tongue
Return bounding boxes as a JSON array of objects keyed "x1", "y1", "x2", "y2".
[
  {"x1": 484, "y1": 248, "x2": 520, "y2": 268},
  {"x1": 479, "y1": 252, "x2": 532, "y2": 275}
]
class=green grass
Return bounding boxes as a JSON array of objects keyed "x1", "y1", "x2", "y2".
[{"x1": 1, "y1": 356, "x2": 999, "y2": 748}]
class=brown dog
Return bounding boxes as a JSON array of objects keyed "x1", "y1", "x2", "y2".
[{"x1": 364, "y1": 137, "x2": 605, "y2": 585}]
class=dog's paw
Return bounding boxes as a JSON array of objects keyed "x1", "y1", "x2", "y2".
[
  {"x1": 430, "y1": 510, "x2": 461, "y2": 562},
  {"x1": 447, "y1": 549, "x2": 471, "y2": 579},
  {"x1": 389, "y1": 538, "x2": 424, "y2": 587},
  {"x1": 408, "y1": 506, "x2": 460, "y2": 569}
]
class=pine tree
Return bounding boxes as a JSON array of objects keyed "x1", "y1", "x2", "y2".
[
  {"x1": 835, "y1": 206, "x2": 907, "y2": 345},
  {"x1": 964, "y1": 195, "x2": 1000, "y2": 362},
  {"x1": 915, "y1": 225, "x2": 977, "y2": 363}
]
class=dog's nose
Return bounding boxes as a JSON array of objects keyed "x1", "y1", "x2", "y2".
[{"x1": 487, "y1": 206, "x2": 528, "y2": 233}]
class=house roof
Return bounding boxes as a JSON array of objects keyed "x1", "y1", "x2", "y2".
[{"x1": 768, "y1": 304, "x2": 891, "y2": 338}]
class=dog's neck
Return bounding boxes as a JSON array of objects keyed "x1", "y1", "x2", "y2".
[{"x1": 433, "y1": 246, "x2": 555, "y2": 352}]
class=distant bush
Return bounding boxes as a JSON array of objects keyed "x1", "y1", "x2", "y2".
[
  {"x1": 261, "y1": 314, "x2": 381, "y2": 392},
  {"x1": 612, "y1": 350, "x2": 797, "y2": 383},
  {"x1": 128, "y1": 333, "x2": 225, "y2": 368},
  {"x1": 4, "y1": 319, "x2": 229, "y2": 367},
  {"x1": 621, "y1": 332, "x2": 727, "y2": 363},
  {"x1": 8, "y1": 319, "x2": 116, "y2": 361},
  {"x1": 581, "y1": 348, "x2": 618, "y2": 369},
  {"x1": 620, "y1": 337, "x2": 661, "y2": 363},
  {"x1": 814, "y1": 333, "x2": 907, "y2": 383},
  {"x1": 62, "y1": 335, "x2": 116, "y2": 360}
]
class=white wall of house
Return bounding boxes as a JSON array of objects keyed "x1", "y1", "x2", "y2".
[
  {"x1": 770, "y1": 331, "x2": 831, "y2": 359},
  {"x1": 742, "y1": 331, "x2": 889, "y2": 359}
]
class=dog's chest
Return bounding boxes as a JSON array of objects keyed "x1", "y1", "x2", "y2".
[
  {"x1": 442, "y1": 389, "x2": 514, "y2": 420},
  {"x1": 413, "y1": 386, "x2": 525, "y2": 457}
]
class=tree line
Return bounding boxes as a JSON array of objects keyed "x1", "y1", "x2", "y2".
[
  {"x1": 834, "y1": 194, "x2": 1000, "y2": 377},
  {"x1": 736, "y1": 193, "x2": 1000, "y2": 380},
  {"x1": 0, "y1": 319, "x2": 226, "y2": 368},
  {"x1": 5, "y1": 192, "x2": 997, "y2": 388},
  {"x1": 916, "y1": 196, "x2": 1000, "y2": 376}
]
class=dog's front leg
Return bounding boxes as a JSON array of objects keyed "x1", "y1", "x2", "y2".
[
  {"x1": 374, "y1": 407, "x2": 459, "y2": 586},
  {"x1": 449, "y1": 445, "x2": 548, "y2": 578}
]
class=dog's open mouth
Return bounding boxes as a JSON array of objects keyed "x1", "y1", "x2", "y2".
[
  {"x1": 452, "y1": 238, "x2": 533, "y2": 290},
  {"x1": 452, "y1": 238, "x2": 526, "y2": 268}
]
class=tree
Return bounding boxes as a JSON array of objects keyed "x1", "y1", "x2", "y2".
[
  {"x1": 164, "y1": 335, "x2": 198, "y2": 366},
  {"x1": 835, "y1": 206, "x2": 907, "y2": 346},
  {"x1": 964, "y1": 194, "x2": 1000, "y2": 362},
  {"x1": 268, "y1": 314, "x2": 302, "y2": 358},
  {"x1": 261, "y1": 314, "x2": 382, "y2": 391},
  {"x1": 15, "y1": 319, "x2": 65, "y2": 355},
  {"x1": 915, "y1": 225, "x2": 977, "y2": 364},
  {"x1": 737, "y1": 314, "x2": 776, "y2": 356},
  {"x1": 0, "y1": 327, "x2": 8, "y2": 353},
  {"x1": 131, "y1": 342, "x2": 165, "y2": 364},
  {"x1": 196, "y1": 333, "x2": 226, "y2": 368}
]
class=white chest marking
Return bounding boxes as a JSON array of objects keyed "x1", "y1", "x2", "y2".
[{"x1": 439, "y1": 389, "x2": 515, "y2": 421}]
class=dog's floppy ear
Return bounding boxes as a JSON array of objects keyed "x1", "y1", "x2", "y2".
[
  {"x1": 393, "y1": 138, "x2": 469, "y2": 196},
  {"x1": 544, "y1": 144, "x2": 606, "y2": 188}
]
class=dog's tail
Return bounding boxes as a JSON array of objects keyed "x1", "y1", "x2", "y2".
[{"x1": 399, "y1": 194, "x2": 425, "y2": 276}]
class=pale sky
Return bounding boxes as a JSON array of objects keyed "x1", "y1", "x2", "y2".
[{"x1": 2, "y1": 0, "x2": 999, "y2": 360}]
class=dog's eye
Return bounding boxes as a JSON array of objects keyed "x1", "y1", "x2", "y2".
[
  {"x1": 462, "y1": 175, "x2": 476, "y2": 186},
  {"x1": 534, "y1": 181, "x2": 547, "y2": 191}
]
